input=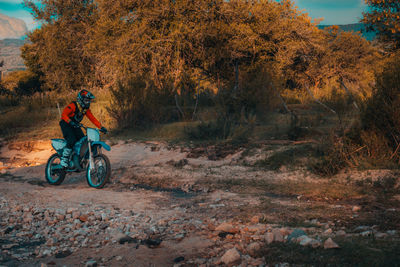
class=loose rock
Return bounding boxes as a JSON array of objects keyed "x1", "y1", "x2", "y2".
[
  {"x1": 352, "y1": 206, "x2": 361, "y2": 212},
  {"x1": 272, "y1": 229, "x2": 284, "y2": 242},
  {"x1": 324, "y1": 238, "x2": 339, "y2": 249},
  {"x1": 247, "y1": 242, "x2": 261, "y2": 257},
  {"x1": 85, "y1": 260, "x2": 97, "y2": 267},
  {"x1": 288, "y1": 229, "x2": 306, "y2": 242},
  {"x1": 215, "y1": 222, "x2": 239, "y2": 234},
  {"x1": 264, "y1": 232, "x2": 274, "y2": 244},
  {"x1": 221, "y1": 248, "x2": 241, "y2": 265}
]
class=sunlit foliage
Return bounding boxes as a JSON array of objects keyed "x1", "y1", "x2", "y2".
[
  {"x1": 362, "y1": 0, "x2": 400, "y2": 50},
  {"x1": 20, "y1": 0, "x2": 379, "y2": 126}
]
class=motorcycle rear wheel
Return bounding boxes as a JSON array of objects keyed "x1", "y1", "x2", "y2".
[
  {"x1": 86, "y1": 154, "x2": 111, "y2": 189},
  {"x1": 45, "y1": 153, "x2": 66, "y2": 185}
]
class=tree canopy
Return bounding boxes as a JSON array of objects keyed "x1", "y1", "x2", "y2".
[
  {"x1": 21, "y1": 0, "x2": 379, "y2": 121},
  {"x1": 362, "y1": 0, "x2": 400, "y2": 50}
]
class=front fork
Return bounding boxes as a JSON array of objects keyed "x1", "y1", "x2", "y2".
[{"x1": 88, "y1": 139, "x2": 95, "y2": 172}]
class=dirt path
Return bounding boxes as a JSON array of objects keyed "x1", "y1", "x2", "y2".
[
  {"x1": 0, "y1": 141, "x2": 267, "y2": 266},
  {"x1": 1, "y1": 140, "x2": 399, "y2": 266}
]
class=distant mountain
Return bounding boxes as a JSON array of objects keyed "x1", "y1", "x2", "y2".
[
  {"x1": 318, "y1": 23, "x2": 376, "y2": 41},
  {"x1": 0, "y1": 38, "x2": 26, "y2": 73},
  {"x1": 0, "y1": 13, "x2": 27, "y2": 40}
]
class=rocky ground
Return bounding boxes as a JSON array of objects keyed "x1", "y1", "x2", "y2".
[{"x1": 0, "y1": 139, "x2": 399, "y2": 266}]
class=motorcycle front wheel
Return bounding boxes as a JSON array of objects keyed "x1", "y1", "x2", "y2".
[
  {"x1": 86, "y1": 154, "x2": 111, "y2": 189},
  {"x1": 45, "y1": 153, "x2": 66, "y2": 185}
]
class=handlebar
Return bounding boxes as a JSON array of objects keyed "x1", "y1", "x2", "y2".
[{"x1": 78, "y1": 124, "x2": 107, "y2": 134}]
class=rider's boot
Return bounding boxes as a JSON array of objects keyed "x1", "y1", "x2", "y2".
[{"x1": 60, "y1": 147, "x2": 72, "y2": 168}]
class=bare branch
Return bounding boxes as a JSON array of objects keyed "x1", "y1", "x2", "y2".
[{"x1": 305, "y1": 84, "x2": 337, "y2": 115}]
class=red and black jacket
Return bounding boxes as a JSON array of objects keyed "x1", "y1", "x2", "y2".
[{"x1": 61, "y1": 101, "x2": 102, "y2": 129}]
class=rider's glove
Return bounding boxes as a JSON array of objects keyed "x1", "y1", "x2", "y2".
[
  {"x1": 69, "y1": 121, "x2": 81, "y2": 128},
  {"x1": 100, "y1": 127, "x2": 108, "y2": 134}
]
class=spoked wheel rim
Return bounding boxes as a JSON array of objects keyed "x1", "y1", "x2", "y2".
[
  {"x1": 47, "y1": 156, "x2": 64, "y2": 183},
  {"x1": 88, "y1": 157, "x2": 107, "y2": 187}
]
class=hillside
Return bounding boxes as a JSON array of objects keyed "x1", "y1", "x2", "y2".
[
  {"x1": 0, "y1": 38, "x2": 26, "y2": 74},
  {"x1": 319, "y1": 23, "x2": 376, "y2": 41},
  {"x1": 0, "y1": 13, "x2": 27, "y2": 40}
]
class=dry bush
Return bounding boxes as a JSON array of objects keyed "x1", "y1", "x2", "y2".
[
  {"x1": 312, "y1": 52, "x2": 400, "y2": 175},
  {"x1": 2, "y1": 70, "x2": 41, "y2": 96},
  {"x1": 0, "y1": 89, "x2": 111, "y2": 139},
  {"x1": 309, "y1": 136, "x2": 349, "y2": 176},
  {"x1": 107, "y1": 77, "x2": 177, "y2": 129},
  {"x1": 361, "y1": 52, "x2": 400, "y2": 152},
  {"x1": 184, "y1": 112, "x2": 255, "y2": 144}
]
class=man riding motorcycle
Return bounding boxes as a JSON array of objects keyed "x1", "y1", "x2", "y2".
[{"x1": 59, "y1": 89, "x2": 108, "y2": 168}]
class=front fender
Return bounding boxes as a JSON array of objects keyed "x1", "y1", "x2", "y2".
[{"x1": 92, "y1": 141, "x2": 111, "y2": 151}]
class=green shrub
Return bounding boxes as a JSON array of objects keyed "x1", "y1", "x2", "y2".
[
  {"x1": 361, "y1": 52, "x2": 400, "y2": 152},
  {"x1": 0, "y1": 89, "x2": 110, "y2": 139},
  {"x1": 2, "y1": 70, "x2": 41, "y2": 96},
  {"x1": 256, "y1": 144, "x2": 316, "y2": 171},
  {"x1": 312, "y1": 52, "x2": 400, "y2": 175},
  {"x1": 184, "y1": 111, "x2": 255, "y2": 143},
  {"x1": 184, "y1": 119, "x2": 229, "y2": 140},
  {"x1": 0, "y1": 95, "x2": 19, "y2": 110},
  {"x1": 309, "y1": 137, "x2": 349, "y2": 176},
  {"x1": 107, "y1": 77, "x2": 177, "y2": 129}
]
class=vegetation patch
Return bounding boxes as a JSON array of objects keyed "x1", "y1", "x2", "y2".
[
  {"x1": 261, "y1": 237, "x2": 400, "y2": 266},
  {"x1": 255, "y1": 144, "x2": 318, "y2": 171}
]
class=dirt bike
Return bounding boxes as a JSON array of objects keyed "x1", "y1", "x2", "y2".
[{"x1": 45, "y1": 125, "x2": 111, "y2": 188}]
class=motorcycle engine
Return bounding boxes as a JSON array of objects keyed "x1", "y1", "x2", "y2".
[{"x1": 69, "y1": 154, "x2": 80, "y2": 170}]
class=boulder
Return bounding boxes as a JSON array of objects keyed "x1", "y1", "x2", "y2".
[
  {"x1": 79, "y1": 214, "x2": 89, "y2": 222},
  {"x1": 272, "y1": 229, "x2": 284, "y2": 242},
  {"x1": 221, "y1": 248, "x2": 241, "y2": 265},
  {"x1": 250, "y1": 216, "x2": 260, "y2": 224},
  {"x1": 112, "y1": 232, "x2": 137, "y2": 244},
  {"x1": 360, "y1": 230, "x2": 373, "y2": 237},
  {"x1": 247, "y1": 242, "x2": 261, "y2": 257},
  {"x1": 215, "y1": 222, "x2": 239, "y2": 234},
  {"x1": 352, "y1": 206, "x2": 361, "y2": 212},
  {"x1": 264, "y1": 232, "x2": 274, "y2": 244},
  {"x1": 287, "y1": 229, "x2": 306, "y2": 242},
  {"x1": 85, "y1": 260, "x2": 97, "y2": 267},
  {"x1": 324, "y1": 238, "x2": 339, "y2": 249},
  {"x1": 297, "y1": 236, "x2": 320, "y2": 247},
  {"x1": 66, "y1": 208, "x2": 76, "y2": 214},
  {"x1": 323, "y1": 228, "x2": 333, "y2": 235},
  {"x1": 335, "y1": 230, "x2": 346, "y2": 236}
]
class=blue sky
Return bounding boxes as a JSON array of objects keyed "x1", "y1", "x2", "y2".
[
  {"x1": 294, "y1": 0, "x2": 367, "y2": 25},
  {"x1": 0, "y1": 0, "x2": 367, "y2": 30}
]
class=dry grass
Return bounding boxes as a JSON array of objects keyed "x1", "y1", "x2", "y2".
[
  {"x1": 199, "y1": 176, "x2": 365, "y2": 201},
  {"x1": 261, "y1": 237, "x2": 400, "y2": 266},
  {"x1": 0, "y1": 89, "x2": 112, "y2": 141}
]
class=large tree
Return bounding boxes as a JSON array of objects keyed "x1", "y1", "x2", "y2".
[
  {"x1": 21, "y1": 0, "x2": 379, "y2": 125},
  {"x1": 362, "y1": 0, "x2": 400, "y2": 50},
  {"x1": 88, "y1": 0, "x2": 325, "y2": 91},
  {"x1": 22, "y1": 0, "x2": 97, "y2": 91}
]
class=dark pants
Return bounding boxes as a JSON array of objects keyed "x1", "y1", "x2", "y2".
[{"x1": 59, "y1": 120, "x2": 84, "y2": 149}]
